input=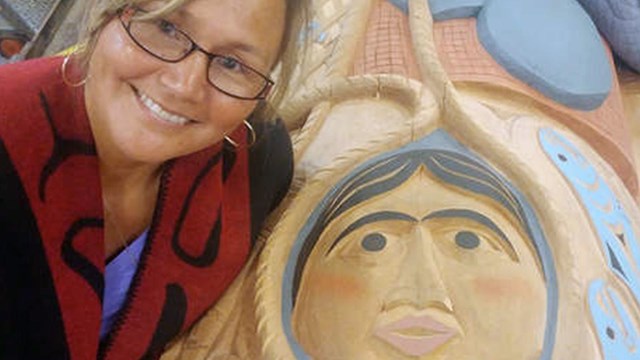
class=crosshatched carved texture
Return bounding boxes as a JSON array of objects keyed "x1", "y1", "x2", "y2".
[
  {"x1": 351, "y1": 0, "x2": 421, "y2": 80},
  {"x1": 433, "y1": 18, "x2": 636, "y2": 195}
]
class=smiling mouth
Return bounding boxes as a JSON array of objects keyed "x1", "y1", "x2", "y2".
[
  {"x1": 373, "y1": 313, "x2": 459, "y2": 357},
  {"x1": 134, "y1": 88, "x2": 192, "y2": 126}
]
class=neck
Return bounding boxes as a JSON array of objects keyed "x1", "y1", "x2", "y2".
[
  {"x1": 84, "y1": 87, "x2": 163, "y2": 258},
  {"x1": 100, "y1": 158, "x2": 162, "y2": 195},
  {"x1": 99, "y1": 157, "x2": 162, "y2": 259}
]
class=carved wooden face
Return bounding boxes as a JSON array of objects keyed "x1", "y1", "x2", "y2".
[{"x1": 292, "y1": 166, "x2": 547, "y2": 359}]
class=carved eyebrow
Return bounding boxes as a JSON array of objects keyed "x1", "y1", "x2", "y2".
[
  {"x1": 326, "y1": 211, "x2": 417, "y2": 255},
  {"x1": 325, "y1": 208, "x2": 519, "y2": 261},
  {"x1": 423, "y1": 209, "x2": 518, "y2": 261}
]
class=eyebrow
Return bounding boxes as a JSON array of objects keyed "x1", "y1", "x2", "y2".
[
  {"x1": 423, "y1": 209, "x2": 518, "y2": 260},
  {"x1": 169, "y1": 8, "x2": 189, "y2": 20},
  {"x1": 179, "y1": 9, "x2": 265, "y2": 61},
  {"x1": 325, "y1": 208, "x2": 518, "y2": 261},
  {"x1": 326, "y1": 211, "x2": 417, "y2": 255},
  {"x1": 143, "y1": 5, "x2": 260, "y2": 61}
]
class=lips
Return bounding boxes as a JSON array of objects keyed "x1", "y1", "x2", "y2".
[
  {"x1": 373, "y1": 312, "x2": 458, "y2": 357},
  {"x1": 134, "y1": 87, "x2": 193, "y2": 126}
]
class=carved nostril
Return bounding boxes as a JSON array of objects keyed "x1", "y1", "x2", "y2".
[
  {"x1": 382, "y1": 277, "x2": 454, "y2": 314},
  {"x1": 382, "y1": 291, "x2": 454, "y2": 314},
  {"x1": 429, "y1": 297, "x2": 454, "y2": 313}
]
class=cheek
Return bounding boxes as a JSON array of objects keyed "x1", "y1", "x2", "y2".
[
  {"x1": 90, "y1": 22, "x2": 158, "y2": 83},
  {"x1": 293, "y1": 267, "x2": 383, "y2": 355},
  {"x1": 294, "y1": 265, "x2": 386, "y2": 326},
  {"x1": 472, "y1": 276, "x2": 541, "y2": 300},
  {"x1": 209, "y1": 101, "x2": 256, "y2": 130},
  {"x1": 466, "y1": 275, "x2": 547, "y2": 351},
  {"x1": 301, "y1": 270, "x2": 371, "y2": 303}
]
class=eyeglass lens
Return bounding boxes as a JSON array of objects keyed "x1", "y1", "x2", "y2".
[{"x1": 123, "y1": 11, "x2": 272, "y2": 100}]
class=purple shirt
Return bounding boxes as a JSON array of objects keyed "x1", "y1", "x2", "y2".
[{"x1": 100, "y1": 229, "x2": 148, "y2": 338}]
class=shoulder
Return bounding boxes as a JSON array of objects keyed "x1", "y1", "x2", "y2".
[
  {"x1": 0, "y1": 57, "x2": 65, "y2": 129},
  {"x1": 249, "y1": 118, "x2": 293, "y2": 174},
  {"x1": 252, "y1": 118, "x2": 291, "y2": 153},
  {"x1": 0, "y1": 57, "x2": 63, "y2": 95},
  {"x1": 246, "y1": 118, "x2": 293, "y2": 233},
  {"x1": 0, "y1": 56, "x2": 91, "y2": 177}
]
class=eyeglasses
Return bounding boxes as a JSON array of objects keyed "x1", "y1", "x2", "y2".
[{"x1": 118, "y1": 7, "x2": 274, "y2": 100}]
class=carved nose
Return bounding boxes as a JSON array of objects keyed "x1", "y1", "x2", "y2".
[{"x1": 384, "y1": 226, "x2": 453, "y2": 312}]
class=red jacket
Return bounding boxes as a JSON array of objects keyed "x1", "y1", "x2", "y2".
[{"x1": 0, "y1": 56, "x2": 292, "y2": 359}]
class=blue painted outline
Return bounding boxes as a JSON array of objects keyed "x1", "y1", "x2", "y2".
[
  {"x1": 588, "y1": 280, "x2": 640, "y2": 359},
  {"x1": 539, "y1": 128, "x2": 640, "y2": 359}
]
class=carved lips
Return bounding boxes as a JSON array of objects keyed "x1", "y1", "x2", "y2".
[{"x1": 373, "y1": 312, "x2": 459, "y2": 357}]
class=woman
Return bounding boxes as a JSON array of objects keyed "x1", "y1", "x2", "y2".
[{"x1": 0, "y1": 0, "x2": 306, "y2": 358}]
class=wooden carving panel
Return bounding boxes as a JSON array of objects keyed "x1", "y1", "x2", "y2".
[{"x1": 162, "y1": 0, "x2": 640, "y2": 359}]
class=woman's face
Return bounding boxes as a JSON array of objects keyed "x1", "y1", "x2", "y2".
[
  {"x1": 292, "y1": 168, "x2": 547, "y2": 360},
  {"x1": 84, "y1": 0, "x2": 285, "y2": 166}
]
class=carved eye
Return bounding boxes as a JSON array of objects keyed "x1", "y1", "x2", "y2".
[
  {"x1": 361, "y1": 233, "x2": 387, "y2": 252},
  {"x1": 333, "y1": 225, "x2": 406, "y2": 266},
  {"x1": 455, "y1": 231, "x2": 480, "y2": 250},
  {"x1": 432, "y1": 221, "x2": 519, "y2": 264}
]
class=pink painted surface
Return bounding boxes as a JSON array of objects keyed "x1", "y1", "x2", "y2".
[
  {"x1": 374, "y1": 313, "x2": 458, "y2": 356},
  {"x1": 433, "y1": 18, "x2": 637, "y2": 195},
  {"x1": 351, "y1": 0, "x2": 421, "y2": 80}
]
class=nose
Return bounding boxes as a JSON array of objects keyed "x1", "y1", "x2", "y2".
[
  {"x1": 159, "y1": 51, "x2": 208, "y2": 102},
  {"x1": 384, "y1": 226, "x2": 453, "y2": 312}
]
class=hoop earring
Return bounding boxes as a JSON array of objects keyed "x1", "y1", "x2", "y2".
[
  {"x1": 224, "y1": 120, "x2": 257, "y2": 149},
  {"x1": 61, "y1": 55, "x2": 88, "y2": 87}
]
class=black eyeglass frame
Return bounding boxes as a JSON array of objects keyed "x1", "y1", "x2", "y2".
[{"x1": 117, "y1": 7, "x2": 275, "y2": 100}]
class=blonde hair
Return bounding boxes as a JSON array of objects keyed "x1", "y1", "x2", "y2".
[{"x1": 75, "y1": 0, "x2": 308, "y2": 121}]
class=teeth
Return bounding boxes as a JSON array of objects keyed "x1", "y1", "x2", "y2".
[{"x1": 138, "y1": 91, "x2": 190, "y2": 125}]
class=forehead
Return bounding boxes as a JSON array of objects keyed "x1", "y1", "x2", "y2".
[
  {"x1": 373, "y1": 171, "x2": 488, "y2": 213},
  {"x1": 329, "y1": 170, "x2": 518, "y2": 229},
  {"x1": 332, "y1": 165, "x2": 517, "y2": 221},
  {"x1": 160, "y1": 0, "x2": 286, "y2": 65}
]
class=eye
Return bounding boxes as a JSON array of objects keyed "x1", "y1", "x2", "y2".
[
  {"x1": 331, "y1": 222, "x2": 411, "y2": 266},
  {"x1": 449, "y1": 228, "x2": 517, "y2": 263},
  {"x1": 214, "y1": 56, "x2": 244, "y2": 72},
  {"x1": 431, "y1": 221, "x2": 518, "y2": 263},
  {"x1": 156, "y1": 19, "x2": 180, "y2": 38},
  {"x1": 337, "y1": 230, "x2": 398, "y2": 266},
  {"x1": 455, "y1": 231, "x2": 480, "y2": 250},
  {"x1": 361, "y1": 233, "x2": 387, "y2": 252}
]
